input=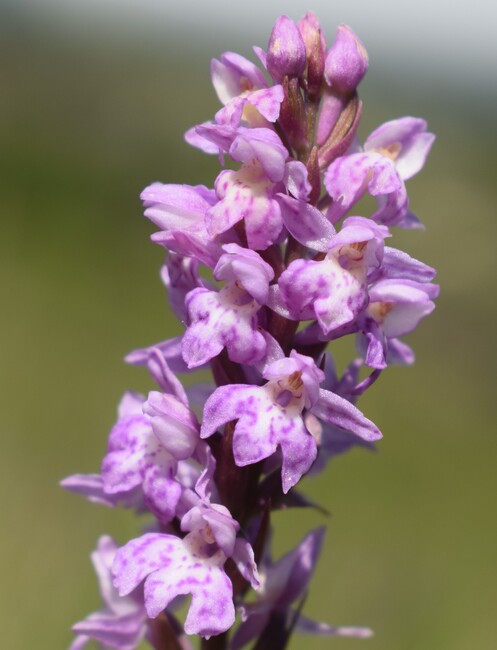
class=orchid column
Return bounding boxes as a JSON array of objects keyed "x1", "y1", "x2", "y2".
[{"x1": 63, "y1": 12, "x2": 438, "y2": 650}]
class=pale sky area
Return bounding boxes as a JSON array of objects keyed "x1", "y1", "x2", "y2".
[{"x1": 6, "y1": 0, "x2": 497, "y2": 93}]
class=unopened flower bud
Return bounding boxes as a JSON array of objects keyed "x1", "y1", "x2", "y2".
[
  {"x1": 297, "y1": 11, "x2": 326, "y2": 98},
  {"x1": 324, "y1": 24, "x2": 369, "y2": 95},
  {"x1": 267, "y1": 15, "x2": 306, "y2": 82}
]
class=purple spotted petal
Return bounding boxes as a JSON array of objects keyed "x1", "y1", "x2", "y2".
[
  {"x1": 102, "y1": 415, "x2": 155, "y2": 493},
  {"x1": 99, "y1": 394, "x2": 185, "y2": 522},
  {"x1": 182, "y1": 285, "x2": 266, "y2": 368},
  {"x1": 113, "y1": 533, "x2": 178, "y2": 598},
  {"x1": 142, "y1": 464, "x2": 181, "y2": 523},
  {"x1": 277, "y1": 214, "x2": 389, "y2": 332},
  {"x1": 279, "y1": 423, "x2": 317, "y2": 494},
  {"x1": 201, "y1": 383, "x2": 317, "y2": 492},
  {"x1": 144, "y1": 554, "x2": 234, "y2": 636},
  {"x1": 113, "y1": 533, "x2": 235, "y2": 637},
  {"x1": 208, "y1": 166, "x2": 283, "y2": 250},
  {"x1": 201, "y1": 384, "x2": 262, "y2": 440},
  {"x1": 176, "y1": 562, "x2": 234, "y2": 637},
  {"x1": 324, "y1": 152, "x2": 403, "y2": 224},
  {"x1": 202, "y1": 385, "x2": 282, "y2": 475},
  {"x1": 277, "y1": 258, "x2": 326, "y2": 321},
  {"x1": 278, "y1": 256, "x2": 368, "y2": 333}
]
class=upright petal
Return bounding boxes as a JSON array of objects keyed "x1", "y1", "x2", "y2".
[{"x1": 365, "y1": 117, "x2": 435, "y2": 180}]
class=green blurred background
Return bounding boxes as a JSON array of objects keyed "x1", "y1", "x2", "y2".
[{"x1": 1, "y1": 2, "x2": 496, "y2": 649}]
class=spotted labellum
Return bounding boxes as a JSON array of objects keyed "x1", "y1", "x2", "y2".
[{"x1": 63, "y1": 11, "x2": 437, "y2": 650}]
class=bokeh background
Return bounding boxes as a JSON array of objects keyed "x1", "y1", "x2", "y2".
[{"x1": 1, "y1": 1, "x2": 496, "y2": 649}]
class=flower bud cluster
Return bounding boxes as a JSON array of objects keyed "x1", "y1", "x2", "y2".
[{"x1": 63, "y1": 12, "x2": 437, "y2": 650}]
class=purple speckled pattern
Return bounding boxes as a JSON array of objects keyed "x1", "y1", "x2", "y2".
[
  {"x1": 64, "y1": 12, "x2": 438, "y2": 649},
  {"x1": 207, "y1": 164, "x2": 283, "y2": 250},
  {"x1": 182, "y1": 284, "x2": 267, "y2": 368},
  {"x1": 278, "y1": 217, "x2": 389, "y2": 334},
  {"x1": 112, "y1": 503, "x2": 245, "y2": 637},
  {"x1": 201, "y1": 381, "x2": 315, "y2": 492},
  {"x1": 200, "y1": 351, "x2": 380, "y2": 492},
  {"x1": 96, "y1": 391, "x2": 200, "y2": 523},
  {"x1": 324, "y1": 151, "x2": 407, "y2": 225}
]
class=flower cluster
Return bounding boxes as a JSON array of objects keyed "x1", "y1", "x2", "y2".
[{"x1": 63, "y1": 12, "x2": 438, "y2": 650}]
